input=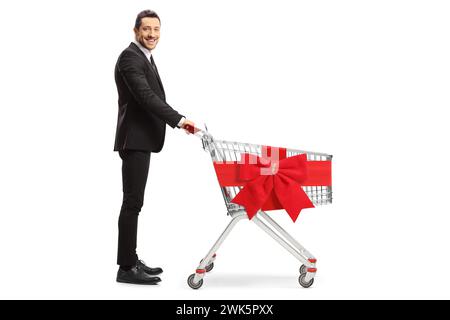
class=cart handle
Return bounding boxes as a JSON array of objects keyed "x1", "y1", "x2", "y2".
[
  {"x1": 183, "y1": 124, "x2": 225, "y2": 160},
  {"x1": 184, "y1": 123, "x2": 197, "y2": 134}
]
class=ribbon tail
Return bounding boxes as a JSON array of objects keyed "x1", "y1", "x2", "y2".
[
  {"x1": 232, "y1": 176, "x2": 272, "y2": 219},
  {"x1": 274, "y1": 176, "x2": 314, "y2": 222}
]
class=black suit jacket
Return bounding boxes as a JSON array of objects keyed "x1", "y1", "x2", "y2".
[{"x1": 114, "y1": 42, "x2": 183, "y2": 152}]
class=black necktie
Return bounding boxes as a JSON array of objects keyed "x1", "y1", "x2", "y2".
[
  {"x1": 150, "y1": 55, "x2": 165, "y2": 95},
  {"x1": 150, "y1": 55, "x2": 158, "y2": 75}
]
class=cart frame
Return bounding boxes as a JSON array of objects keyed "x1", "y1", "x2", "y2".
[{"x1": 187, "y1": 127, "x2": 332, "y2": 289}]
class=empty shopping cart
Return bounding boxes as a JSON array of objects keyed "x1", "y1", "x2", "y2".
[{"x1": 184, "y1": 125, "x2": 332, "y2": 289}]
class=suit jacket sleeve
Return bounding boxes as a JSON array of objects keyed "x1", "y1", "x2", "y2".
[{"x1": 117, "y1": 51, "x2": 183, "y2": 128}]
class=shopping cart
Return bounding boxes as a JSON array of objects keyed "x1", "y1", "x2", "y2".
[{"x1": 184, "y1": 125, "x2": 332, "y2": 289}]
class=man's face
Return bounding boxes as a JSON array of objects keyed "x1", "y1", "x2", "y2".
[{"x1": 134, "y1": 17, "x2": 160, "y2": 50}]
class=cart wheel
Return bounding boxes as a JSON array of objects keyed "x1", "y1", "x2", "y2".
[
  {"x1": 206, "y1": 262, "x2": 214, "y2": 273},
  {"x1": 298, "y1": 273, "x2": 314, "y2": 288},
  {"x1": 299, "y1": 265, "x2": 307, "y2": 275},
  {"x1": 187, "y1": 274, "x2": 203, "y2": 290}
]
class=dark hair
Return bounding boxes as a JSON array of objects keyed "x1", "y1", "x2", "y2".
[{"x1": 135, "y1": 10, "x2": 161, "y2": 29}]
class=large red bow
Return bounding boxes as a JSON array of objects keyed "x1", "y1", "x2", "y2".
[
  {"x1": 230, "y1": 152, "x2": 314, "y2": 222},
  {"x1": 213, "y1": 146, "x2": 331, "y2": 222}
]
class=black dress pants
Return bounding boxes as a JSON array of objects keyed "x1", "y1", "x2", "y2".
[{"x1": 117, "y1": 149, "x2": 151, "y2": 266}]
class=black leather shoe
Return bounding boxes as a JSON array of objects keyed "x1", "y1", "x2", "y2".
[
  {"x1": 137, "y1": 260, "x2": 163, "y2": 276},
  {"x1": 116, "y1": 266, "x2": 161, "y2": 285}
]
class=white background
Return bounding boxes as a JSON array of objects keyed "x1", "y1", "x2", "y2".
[{"x1": 0, "y1": 0, "x2": 449, "y2": 300}]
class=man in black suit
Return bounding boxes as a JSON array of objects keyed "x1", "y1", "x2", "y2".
[{"x1": 114, "y1": 10, "x2": 195, "y2": 285}]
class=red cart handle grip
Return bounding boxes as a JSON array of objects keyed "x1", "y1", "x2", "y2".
[{"x1": 184, "y1": 123, "x2": 199, "y2": 134}]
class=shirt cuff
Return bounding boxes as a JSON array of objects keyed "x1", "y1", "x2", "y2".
[{"x1": 177, "y1": 117, "x2": 186, "y2": 128}]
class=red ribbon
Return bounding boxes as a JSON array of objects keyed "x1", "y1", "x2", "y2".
[{"x1": 213, "y1": 146, "x2": 332, "y2": 222}]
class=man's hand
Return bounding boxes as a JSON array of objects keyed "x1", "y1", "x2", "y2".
[{"x1": 181, "y1": 119, "x2": 200, "y2": 134}]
